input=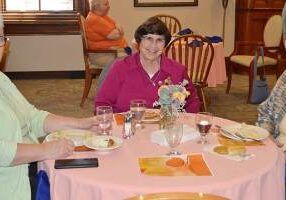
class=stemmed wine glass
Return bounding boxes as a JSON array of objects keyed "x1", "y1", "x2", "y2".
[
  {"x1": 195, "y1": 112, "x2": 213, "y2": 144},
  {"x1": 130, "y1": 99, "x2": 146, "y2": 129},
  {"x1": 164, "y1": 123, "x2": 183, "y2": 155},
  {"x1": 96, "y1": 106, "x2": 113, "y2": 135}
]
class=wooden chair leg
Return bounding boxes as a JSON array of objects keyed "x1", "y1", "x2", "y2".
[
  {"x1": 226, "y1": 63, "x2": 233, "y2": 94},
  {"x1": 247, "y1": 67, "x2": 254, "y2": 103},
  {"x1": 80, "y1": 71, "x2": 93, "y2": 107},
  {"x1": 201, "y1": 88, "x2": 208, "y2": 112}
]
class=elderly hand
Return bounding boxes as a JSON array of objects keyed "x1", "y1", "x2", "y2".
[
  {"x1": 43, "y1": 139, "x2": 75, "y2": 160},
  {"x1": 78, "y1": 116, "x2": 99, "y2": 132},
  {"x1": 115, "y1": 23, "x2": 124, "y2": 35}
]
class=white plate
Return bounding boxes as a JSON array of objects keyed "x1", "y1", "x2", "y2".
[
  {"x1": 221, "y1": 124, "x2": 269, "y2": 141},
  {"x1": 84, "y1": 135, "x2": 123, "y2": 151},
  {"x1": 45, "y1": 129, "x2": 93, "y2": 146}
]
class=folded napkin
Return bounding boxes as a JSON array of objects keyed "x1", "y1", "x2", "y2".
[
  {"x1": 204, "y1": 145, "x2": 255, "y2": 162},
  {"x1": 150, "y1": 124, "x2": 199, "y2": 146},
  {"x1": 114, "y1": 113, "x2": 124, "y2": 125},
  {"x1": 177, "y1": 28, "x2": 193, "y2": 36},
  {"x1": 205, "y1": 35, "x2": 223, "y2": 43},
  {"x1": 188, "y1": 39, "x2": 204, "y2": 47}
]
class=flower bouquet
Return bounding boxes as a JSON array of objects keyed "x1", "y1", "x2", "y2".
[
  {"x1": 153, "y1": 77, "x2": 190, "y2": 111},
  {"x1": 153, "y1": 77, "x2": 190, "y2": 128}
]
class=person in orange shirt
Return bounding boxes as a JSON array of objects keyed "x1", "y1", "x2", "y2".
[{"x1": 85, "y1": 0, "x2": 131, "y2": 67}]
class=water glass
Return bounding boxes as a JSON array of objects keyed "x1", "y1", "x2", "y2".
[
  {"x1": 164, "y1": 123, "x2": 183, "y2": 155},
  {"x1": 130, "y1": 99, "x2": 146, "y2": 129},
  {"x1": 96, "y1": 106, "x2": 113, "y2": 135},
  {"x1": 195, "y1": 112, "x2": 213, "y2": 144}
]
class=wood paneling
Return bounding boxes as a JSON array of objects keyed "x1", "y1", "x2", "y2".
[{"x1": 235, "y1": 0, "x2": 284, "y2": 55}]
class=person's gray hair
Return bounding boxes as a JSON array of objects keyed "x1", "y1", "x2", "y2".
[{"x1": 89, "y1": 0, "x2": 101, "y2": 11}]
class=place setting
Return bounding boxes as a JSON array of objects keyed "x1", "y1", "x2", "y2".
[
  {"x1": 203, "y1": 120, "x2": 270, "y2": 161},
  {"x1": 139, "y1": 122, "x2": 213, "y2": 177},
  {"x1": 45, "y1": 105, "x2": 124, "y2": 152}
]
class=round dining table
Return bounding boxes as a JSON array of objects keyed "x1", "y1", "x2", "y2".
[{"x1": 38, "y1": 113, "x2": 285, "y2": 200}]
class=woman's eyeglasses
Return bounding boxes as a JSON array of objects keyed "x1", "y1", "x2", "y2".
[{"x1": 141, "y1": 35, "x2": 165, "y2": 47}]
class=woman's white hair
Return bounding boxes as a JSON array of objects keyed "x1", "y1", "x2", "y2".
[{"x1": 89, "y1": 0, "x2": 102, "y2": 11}]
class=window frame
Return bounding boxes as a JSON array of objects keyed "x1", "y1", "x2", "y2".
[{"x1": 0, "y1": 0, "x2": 89, "y2": 35}]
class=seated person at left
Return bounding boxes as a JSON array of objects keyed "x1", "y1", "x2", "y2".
[
  {"x1": 85, "y1": 0, "x2": 130, "y2": 67},
  {"x1": 94, "y1": 17, "x2": 200, "y2": 113}
]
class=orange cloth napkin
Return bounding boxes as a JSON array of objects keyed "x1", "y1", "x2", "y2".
[
  {"x1": 74, "y1": 146, "x2": 94, "y2": 151},
  {"x1": 114, "y1": 114, "x2": 124, "y2": 125},
  {"x1": 188, "y1": 154, "x2": 212, "y2": 176},
  {"x1": 139, "y1": 154, "x2": 212, "y2": 176}
]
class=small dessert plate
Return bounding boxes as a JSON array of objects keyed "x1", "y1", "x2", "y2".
[{"x1": 84, "y1": 135, "x2": 123, "y2": 151}]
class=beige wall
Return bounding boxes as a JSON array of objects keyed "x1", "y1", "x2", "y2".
[
  {"x1": 5, "y1": 0, "x2": 235, "y2": 72},
  {"x1": 110, "y1": 0, "x2": 235, "y2": 55},
  {"x1": 6, "y1": 35, "x2": 84, "y2": 72}
]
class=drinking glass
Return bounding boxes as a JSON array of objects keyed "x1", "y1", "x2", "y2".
[
  {"x1": 96, "y1": 106, "x2": 113, "y2": 135},
  {"x1": 130, "y1": 99, "x2": 146, "y2": 129},
  {"x1": 195, "y1": 112, "x2": 213, "y2": 144},
  {"x1": 164, "y1": 123, "x2": 183, "y2": 155}
]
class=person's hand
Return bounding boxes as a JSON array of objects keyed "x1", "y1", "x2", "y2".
[
  {"x1": 115, "y1": 23, "x2": 124, "y2": 35},
  {"x1": 43, "y1": 139, "x2": 75, "y2": 160},
  {"x1": 78, "y1": 116, "x2": 99, "y2": 133}
]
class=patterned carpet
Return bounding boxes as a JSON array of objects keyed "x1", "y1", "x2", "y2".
[{"x1": 13, "y1": 74, "x2": 277, "y2": 125}]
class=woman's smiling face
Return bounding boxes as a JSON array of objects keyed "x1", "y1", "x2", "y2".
[{"x1": 139, "y1": 34, "x2": 165, "y2": 62}]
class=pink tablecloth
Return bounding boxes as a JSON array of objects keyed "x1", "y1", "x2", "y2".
[
  {"x1": 207, "y1": 43, "x2": 227, "y2": 87},
  {"x1": 39, "y1": 114, "x2": 285, "y2": 200}
]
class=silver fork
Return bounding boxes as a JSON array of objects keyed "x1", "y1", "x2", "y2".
[{"x1": 215, "y1": 125, "x2": 243, "y2": 140}]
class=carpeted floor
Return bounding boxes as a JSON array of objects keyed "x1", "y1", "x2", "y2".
[{"x1": 12, "y1": 74, "x2": 277, "y2": 125}]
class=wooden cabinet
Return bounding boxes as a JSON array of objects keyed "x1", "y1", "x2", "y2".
[{"x1": 235, "y1": 0, "x2": 284, "y2": 54}]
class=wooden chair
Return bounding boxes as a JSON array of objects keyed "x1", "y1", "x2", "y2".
[
  {"x1": 165, "y1": 34, "x2": 214, "y2": 111},
  {"x1": 0, "y1": 37, "x2": 9, "y2": 71},
  {"x1": 77, "y1": 13, "x2": 118, "y2": 107},
  {"x1": 226, "y1": 15, "x2": 283, "y2": 103},
  {"x1": 154, "y1": 14, "x2": 182, "y2": 36},
  {"x1": 125, "y1": 192, "x2": 230, "y2": 200}
]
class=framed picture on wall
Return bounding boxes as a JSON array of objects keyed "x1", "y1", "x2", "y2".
[{"x1": 134, "y1": 0, "x2": 198, "y2": 7}]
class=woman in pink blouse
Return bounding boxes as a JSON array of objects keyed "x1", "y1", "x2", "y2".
[{"x1": 95, "y1": 17, "x2": 200, "y2": 113}]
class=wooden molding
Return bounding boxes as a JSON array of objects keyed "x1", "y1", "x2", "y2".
[{"x1": 0, "y1": 0, "x2": 89, "y2": 34}]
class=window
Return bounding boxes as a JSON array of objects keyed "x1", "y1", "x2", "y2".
[
  {"x1": 6, "y1": 0, "x2": 73, "y2": 11},
  {"x1": 1, "y1": 0, "x2": 89, "y2": 35}
]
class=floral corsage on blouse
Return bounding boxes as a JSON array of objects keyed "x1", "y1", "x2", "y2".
[{"x1": 153, "y1": 77, "x2": 190, "y2": 111}]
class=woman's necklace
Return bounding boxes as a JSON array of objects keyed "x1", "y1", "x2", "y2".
[
  {"x1": 148, "y1": 71, "x2": 161, "y2": 86},
  {"x1": 140, "y1": 56, "x2": 161, "y2": 86}
]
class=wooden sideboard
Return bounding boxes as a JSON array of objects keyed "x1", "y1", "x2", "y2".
[{"x1": 235, "y1": 0, "x2": 284, "y2": 55}]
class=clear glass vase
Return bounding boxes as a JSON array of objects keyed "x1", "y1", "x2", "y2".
[{"x1": 160, "y1": 104, "x2": 178, "y2": 129}]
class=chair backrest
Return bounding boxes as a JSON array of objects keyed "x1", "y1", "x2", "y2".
[
  {"x1": 165, "y1": 34, "x2": 214, "y2": 85},
  {"x1": 0, "y1": 37, "x2": 9, "y2": 71},
  {"x1": 154, "y1": 14, "x2": 182, "y2": 35},
  {"x1": 77, "y1": 13, "x2": 90, "y2": 70},
  {"x1": 125, "y1": 192, "x2": 230, "y2": 200},
  {"x1": 263, "y1": 15, "x2": 282, "y2": 48}
]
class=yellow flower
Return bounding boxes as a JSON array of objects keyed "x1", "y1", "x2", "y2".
[{"x1": 172, "y1": 92, "x2": 186, "y2": 101}]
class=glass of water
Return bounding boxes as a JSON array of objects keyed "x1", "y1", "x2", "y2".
[
  {"x1": 164, "y1": 123, "x2": 183, "y2": 155},
  {"x1": 96, "y1": 106, "x2": 113, "y2": 135},
  {"x1": 130, "y1": 99, "x2": 146, "y2": 129}
]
